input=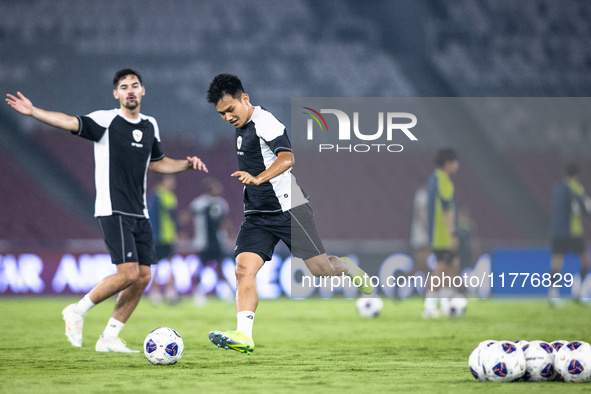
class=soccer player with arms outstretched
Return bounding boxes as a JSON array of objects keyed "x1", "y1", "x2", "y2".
[
  {"x1": 6, "y1": 68, "x2": 208, "y2": 352},
  {"x1": 205, "y1": 74, "x2": 373, "y2": 355}
]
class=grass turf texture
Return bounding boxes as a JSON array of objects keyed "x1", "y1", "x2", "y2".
[{"x1": 0, "y1": 297, "x2": 590, "y2": 393}]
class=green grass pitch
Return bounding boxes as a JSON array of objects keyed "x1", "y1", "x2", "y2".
[{"x1": 0, "y1": 296, "x2": 590, "y2": 393}]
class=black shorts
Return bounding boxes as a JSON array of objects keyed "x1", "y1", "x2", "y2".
[
  {"x1": 234, "y1": 204, "x2": 326, "y2": 262},
  {"x1": 433, "y1": 249, "x2": 456, "y2": 264},
  {"x1": 97, "y1": 215, "x2": 156, "y2": 266},
  {"x1": 552, "y1": 236, "x2": 586, "y2": 255}
]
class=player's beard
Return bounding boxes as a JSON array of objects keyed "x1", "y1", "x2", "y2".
[{"x1": 123, "y1": 98, "x2": 140, "y2": 110}]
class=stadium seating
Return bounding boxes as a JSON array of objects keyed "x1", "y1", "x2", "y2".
[
  {"x1": 0, "y1": 0, "x2": 413, "y2": 143},
  {"x1": 428, "y1": 0, "x2": 591, "y2": 97},
  {"x1": 0, "y1": 145, "x2": 99, "y2": 241}
]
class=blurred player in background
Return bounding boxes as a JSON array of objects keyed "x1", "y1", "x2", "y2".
[
  {"x1": 147, "y1": 174, "x2": 180, "y2": 305},
  {"x1": 205, "y1": 73, "x2": 373, "y2": 355},
  {"x1": 457, "y1": 205, "x2": 480, "y2": 271},
  {"x1": 423, "y1": 148, "x2": 460, "y2": 318},
  {"x1": 549, "y1": 163, "x2": 591, "y2": 305},
  {"x1": 5, "y1": 68, "x2": 208, "y2": 352},
  {"x1": 410, "y1": 179, "x2": 430, "y2": 276},
  {"x1": 188, "y1": 177, "x2": 234, "y2": 306}
]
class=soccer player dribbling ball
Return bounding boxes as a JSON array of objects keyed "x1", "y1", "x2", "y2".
[
  {"x1": 6, "y1": 68, "x2": 208, "y2": 352},
  {"x1": 205, "y1": 73, "x2": 373, "y2": 355}
]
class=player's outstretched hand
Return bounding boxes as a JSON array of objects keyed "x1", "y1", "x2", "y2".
[
  {"x1": 5, "y1": 91, "x2": 33, "y2": 116},
  {"x1": 187, "y1": 156, "x2": 208, "y2": 173},
  {"x1": 231, "y1": 171, "x2": 261, "y2": 185},
  {"x1": 187, "y1": 156, "x2": 208, "y2": 172}
]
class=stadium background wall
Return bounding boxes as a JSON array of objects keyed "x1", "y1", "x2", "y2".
[{"x1": 1, "y1": 248, "x2": 588, "y2": 299}]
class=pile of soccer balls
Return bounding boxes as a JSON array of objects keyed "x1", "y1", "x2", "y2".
[{"x1": 469, "y1": 339, "x2": 591, "y2": 383}]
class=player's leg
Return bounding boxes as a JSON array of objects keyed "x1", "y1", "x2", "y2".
[
  {"x1": 423, "y1": 251, "x2": 455, "y2": 318},
  {"x1": 62, "y1": 261, "x2": 145, "y2": 348},
  {"x1": 209, "y1": 216, "x2": 273, "y2": 354},
  {"x1": 413, "y1": 246, "x2": 431, "y2": 275},
  {"x1": 209, "y1": 252, "x2": 263, "y2": 354},
  {"x1": 235, "y1": 252, "x2": 265, "y2": 313},
  {"x1": 549, "y1": 237, "x2": 566, "y2": 304},
  {"x1": 89, "y1": 262, "x2": 143, "y2": 304},
  {"x1": 290, "y1": 204, "x2": 374, "y2": 294},
  {"x1": 423, "y1": 257, "x2": 445, "y2": 318},
  {"x1": 111, "y1": 264, "x2": 152, "y2": 322},
  {"x1": 439, "y1": 255, "x2": 462, "y2": 316},
  {"x1": 62, "y1": 216, "x2": 147, "y2": 348},
  {"x1": 94, "y1": 264, "x2": 151, "y2": 353},
  {"x1": 302, "y1": 253, "x2": 374, "y2": 295},
  {"x1": 95, "y1": 217, "x2": 154, "y2": 352},
  {"x1": 549, "y1": 253, "x2": 565, "y2": 304},
  {"x1": 303, "y1": 253, "x2": 347, "y2": 276}
]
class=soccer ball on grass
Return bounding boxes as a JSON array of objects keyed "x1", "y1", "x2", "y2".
[
  {"x1": 555, "y1": 341, "x2": 591, "y2": 383},
  {"x1": 482, "y1": 341, "x2": 526, "y2": 382},
  {"x1": 440, "y1": 296, "x2": 468, "y2": 317},
  {"x1": 522, "y1": 340, "x2": 556, "y2": 382},
  {"x1": 469, "y1": 340, "x2": 496, "y2": 381},
  {"x1": 356, "y1": 297, "x2": 383, "y2": 318},
  {"x1": 144, "y1": 327, "x2": 184, "y2": 365}
]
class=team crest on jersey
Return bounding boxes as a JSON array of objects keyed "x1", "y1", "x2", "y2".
[
  {"x1": 132, "y1": 129, "x2": 143, "y2": 142},
  {"x1": 237, "y1": 136, "x2": 242, "y2": 150}
]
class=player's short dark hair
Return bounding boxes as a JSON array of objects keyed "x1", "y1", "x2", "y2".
[
  {"x1": 207, "y1": 73, "x2": 245, "y2": 104},
  {"x1": 435, "y1": 147, "x2": 458, "y2": 168},
  {"x1": 566, "y1": 163, "x2": 579, "y2": 177},
  {"x1": 113, "y1": 68, "x2": 143, "y2": 88}
]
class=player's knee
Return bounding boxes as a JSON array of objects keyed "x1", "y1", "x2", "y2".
[
  {"x1": 235, "y1": 261, "x2": 256, "y2": 282},
  {"x1": 120, "y1": 267, "x2": 141, "y2": 286},
  {"x1": 138, "y1": 269, "x2": 152, "y2": 288}
]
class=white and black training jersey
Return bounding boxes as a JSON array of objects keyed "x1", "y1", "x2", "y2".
[
  {"x1": 235, "y1": 106, "x2": 308, "y2": 215},
  {"x1": 73, "y1": 108, "x2": 165, "y2": 218}
]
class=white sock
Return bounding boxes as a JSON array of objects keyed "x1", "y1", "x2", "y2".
[
  {"x1": 102, "y1": 317, "x2": 125, "y2": 338},
  {"x1": 423, "y1": 290, "x2": 439, "y2": 313},
  {"x1": 76, "y1": 294, "x2": 96, "y2": 316},
  {"x1": 236, "y1": 311, "x2": 255, "y2": 338}
]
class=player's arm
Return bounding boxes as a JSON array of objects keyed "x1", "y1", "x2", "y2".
[
  {"x1": 149, "y1": 156, "x2": 208, "y2": 174},
  {"x1": 444, "y1": 210, "x2": 459, "y2": 252},
  {"x1": 5, "y1": 92, "x2": 79, "y2": 131},
  {"x1": 444, "y1": 210, "x2": 455, "y2": 237},
  {"x1": 232, "y1": 151, "x2": 293, "y2": 186}
]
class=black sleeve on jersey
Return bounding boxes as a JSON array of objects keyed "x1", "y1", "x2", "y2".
[
  {"x1": 265, "y1": 129, "x2": 292, "y2": 154},
  {"x1": 150, "y1": 138, "x2": 165, "y2": 162},
  {"x1": 73, "y1": 116, "x2": 107, "y2": 142}
]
